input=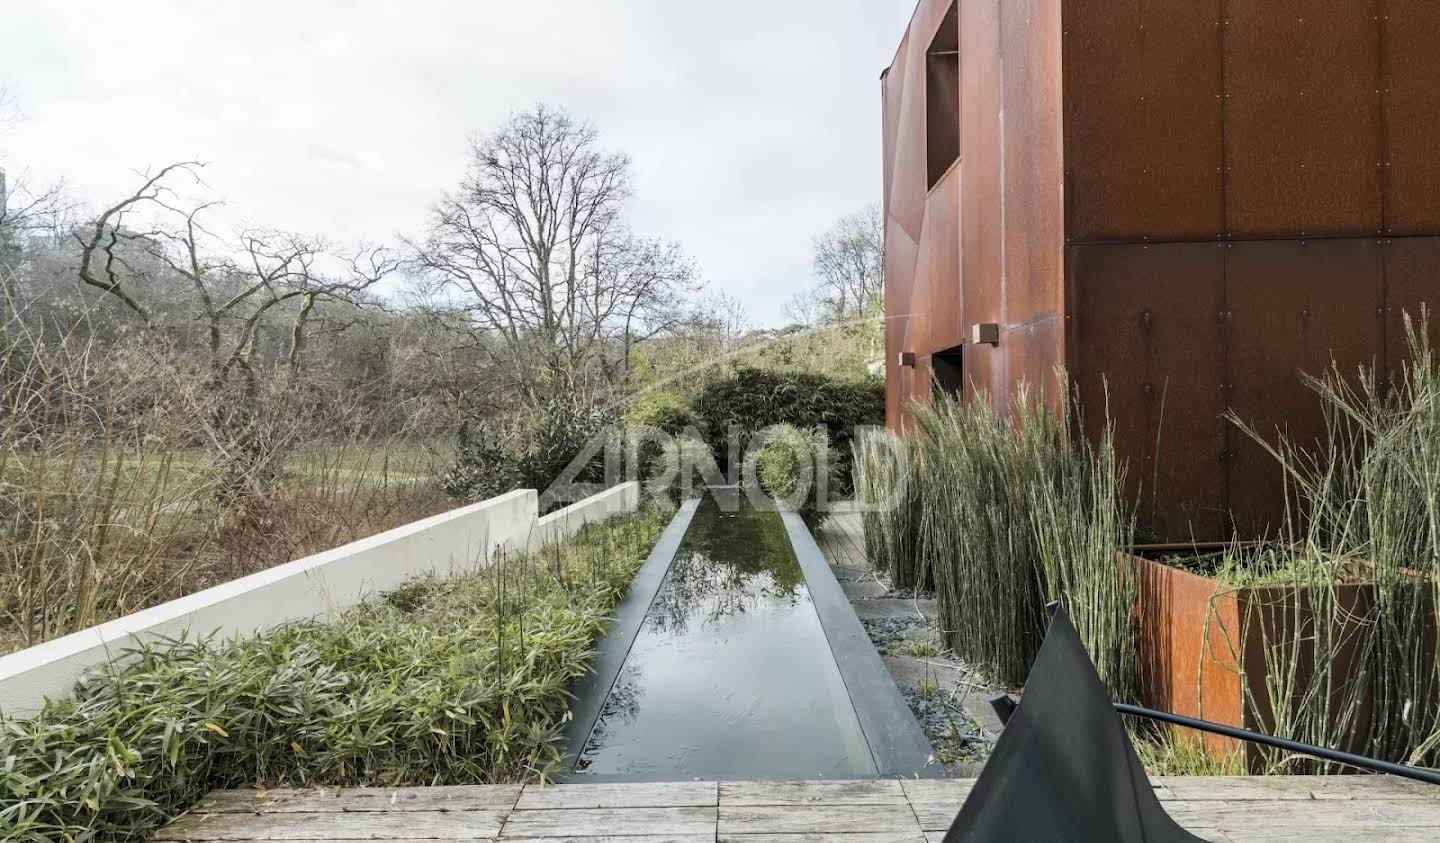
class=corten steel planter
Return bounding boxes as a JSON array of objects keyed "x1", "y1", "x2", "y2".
[{"x1": 1129, "y1": 546, "x2": 1436, "y2": 770}]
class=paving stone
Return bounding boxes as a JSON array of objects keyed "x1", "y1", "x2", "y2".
[
  {"x1": 840, "y1": 580, "x2": 889, "y2": 599},
  {"x1": 851, "y1": 597, "x2": 937, "y2": 621},
  {"x1": 830, "y1": 564, "x2": 872, "y2": 582}
]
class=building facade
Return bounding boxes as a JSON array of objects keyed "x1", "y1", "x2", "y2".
[{"x1": 883, "y1": 0, "x2": 1440, "y2": 538}]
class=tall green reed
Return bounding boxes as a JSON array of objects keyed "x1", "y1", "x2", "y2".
[
  {"x1": 853, "y1": 428, "x2": 926, "y2": 590},
  {"x1": 912, "y1": 379, "x2": 1135, "y2": 696},
  {"x1": 1225, "y1": 312, "x2": 1440, "y2": 771}
]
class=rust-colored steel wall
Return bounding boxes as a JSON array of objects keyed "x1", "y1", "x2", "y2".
[
  {"x1": 886, "y1": 0, "x2": 1440, "y2": 538},
  {"x1": 883, "y1": 0, "x2": 1066, "y2": 432},
  {"x1": 1063, "y1": 1, "x2": 1440, "y2": 537}
]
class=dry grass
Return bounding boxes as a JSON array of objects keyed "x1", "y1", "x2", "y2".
[{"x1": 0, "y1": 329, "x2": 448, "y2": 653}]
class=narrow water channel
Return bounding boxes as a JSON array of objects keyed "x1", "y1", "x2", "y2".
[{"x1": 574, "y1": 493, "x2": 877, "y2": 779}]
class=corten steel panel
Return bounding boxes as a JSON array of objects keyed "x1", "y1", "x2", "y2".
[
  {"x1": 1223, "y1": 1, "x2": 1384, "y2": 238},
  {"x1": 1381, "y1": 3, "x2": 1440, "y2": 235},
  {"x1": 887, "y1": 28, "x2": 927, "y2": 245},
  {"x1": 1070, "y1": 243, "x2": 1228, "y2": 539},
  {"x1": 882, "y1": 71, "x2": 899, "y2": 223},
  {"x1": 884, "y1": 226, "x2": 921, "y2": 431},
  {"x1": 999, "y1": 315, "x2": 1064, "y2": 414},
  {"x1": 962, "y1": 340, "x2": 999, "y2": 406},
  {"x1": 960, "y1": 0, "x2": 1003, "y2": 328},
  {"x1": 924, "y1": 3, "x2": 961, "y2": 189},
  {"x1": 1000, "y1": 0, "x2": 1065, "y2": 327},
  {"x1": 1063, "y1": 0, "x2": 1225, "y2": 242},
  {"x1": 924, "y1": 166, "x2": 964, "y2": 351},
  {"x1": 1133, "y1": 555, "x2": 1245, "y2": 756},
  {"x1": 1382, "y1": 237, "x2": 1440, "y2": 381},
  {"x1": 883, "y1": 217, "x2": 917, "y2": 427},
  {"x1": 1225, "y1": 239, "x2": 1384, "y2": 535}
]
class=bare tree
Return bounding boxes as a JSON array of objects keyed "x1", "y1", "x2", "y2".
[
  {"x1": 64, "y1": 163, "x2": 394, "y2": 385},
  {"x1": 56, "y1": 163, "x2": 399, "y2": 501},
  {"x1": 789, "y1": 203, "x2": 884, "y2": 326},
  {"x1": 1, "y1": 96, "x2": 72, "y2": 324},
  {"x1": 413, "y1": 104, "x2": 701, "y2": 407}
]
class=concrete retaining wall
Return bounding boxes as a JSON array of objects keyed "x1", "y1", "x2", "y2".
[{"x1": 0, "y1": 483, "x2": 640, "y2": 717}]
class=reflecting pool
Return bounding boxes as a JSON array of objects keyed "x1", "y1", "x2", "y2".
[{"x1": 575, "y1": 494, "x2": 876, "y2": 779}]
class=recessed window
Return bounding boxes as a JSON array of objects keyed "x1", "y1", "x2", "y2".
[{"x1": 926, "y1": 2, "x2": 960, "y2": 190}]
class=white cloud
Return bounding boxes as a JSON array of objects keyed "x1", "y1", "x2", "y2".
[{"x1": 0, "y1": 0, "x2": 914, "y2": 325}]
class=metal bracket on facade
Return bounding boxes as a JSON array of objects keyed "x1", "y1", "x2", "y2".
[{"x1": 971, "y1": 323, "x2": 1000, "y2": 346}]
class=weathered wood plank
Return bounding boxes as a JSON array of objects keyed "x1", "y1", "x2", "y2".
[
  {"x1": 908, "y1": 802, "x2": 960, "y2": 832},
  {"x1": 718, "y1": 804, "x2": 921, "y2": 835},
  {"x1": 157, "y1": 776, "x2": 1440, "y2": 841},
  {"x1": 509, "y1": 837, "x2": 711, "y2": 843},
  {"x1": 1224, "y1": 829, "x2": 1440, "y2": 843},
  {"x1": 1164, "y1": 798, "x2": 1440, "y2": 832},
  {"x1": 516, "y1": 782, "x2": 717, "y2": 811},
  {"x1": 1156, "y1": 775, "x2": 1428, "y2": 802},
  {"x1": 719, "y1": 780, "x2": 906, "y2": 806},
  {"x1": 194, "y1": 785, "x2": 522, "y2": 814},
  {"x1": 498, "y1": 807, "x2": 716, "y2": 838},
  {"x1": 714, "y1": 830, "x2": 927, "y2": 835},
  {"x1": 897, "y1": 779, "x2": 973, "y2": 805},
  {"x1": 155, "y1": 810, "x2": 504, "y2": 840}
]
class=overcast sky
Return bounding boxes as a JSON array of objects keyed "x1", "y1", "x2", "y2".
[{"x1": 0, "y1": 1, "x2": 914, "y2": 326}]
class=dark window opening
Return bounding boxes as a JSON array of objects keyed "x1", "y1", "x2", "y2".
[
  {"x1": 926, "y1": 2, "x2": 960, "y2": 189},
  {"x1": 932, "y1": 345, "x2": 965, "y2": 400}
]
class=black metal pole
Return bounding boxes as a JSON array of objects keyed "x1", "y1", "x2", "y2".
[{"x1": 1114, "y1": 701, "x2": 1440, "y2": 787}]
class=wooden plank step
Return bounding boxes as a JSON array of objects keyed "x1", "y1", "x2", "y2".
[
  {"x1": 719, "y1": 780, "x2": 906, "y2": 806},
  {"x1": 714, "y1": 830, "x2": 927, "y2": 835},
  {"x1": 1156, "y1": 775, "x2": 1432, "y2": 802},
  {"x1": 155, "y1": 810, "x2": 505, "y2": 840},
  {"x1": 194, "y1": 785, "x2": 521, "y2": 813},
  {"x1": 516, "y1": 782, "x2": 718, "y2": 810},
  {"x1": 499, "y1": 807, "x2": 716, "y2": 838},
  {"x1": 718, "y1": 804, "x2": 921, "y2": 835}
]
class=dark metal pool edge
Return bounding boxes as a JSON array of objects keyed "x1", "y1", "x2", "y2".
[
  {"x1": 559, "y1": 499, "x2": 701, "y2": 777},
  {"x1": 782, "y1": 511, "x2": 945, "y2": 780}
]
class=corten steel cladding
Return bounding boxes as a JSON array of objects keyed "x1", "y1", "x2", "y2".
[
  {"x1": 884, "y1": 0, "x2": 1440, "y2": 538},
  {"x1": 1131, "y1": 549, "x2": 1439, "y2": 770},
  {"x1": 944, "y1": 606, "x2": 1202, "y2": 842}
]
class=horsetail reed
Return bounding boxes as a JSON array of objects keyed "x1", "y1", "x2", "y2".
[
  {"x1": 911, "y1": 379, "x2": 1135, "y2": 696},
  {"x1": 1222, "y1": 312, "x2": 1440, "y2": 772},
  {"x1": 853, "y1": 428, "x2": 927, "y2": 590}
]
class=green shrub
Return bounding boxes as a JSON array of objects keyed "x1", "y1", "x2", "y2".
[
  {"x1": 853, "y1": 429, "x2": 926, "y2": 591},
  {"x1": 690, "y1": 367, "x2": 883, "y2": 490},
  {"x1": 913, "y1": 384, "x2": 1134, "y2": 695},
  {"x1": 752, "y1": 424, "x2": 839, "y2": 520},
  {"x1": 443, "y1": 399, "x2": 614, "y2": 510},
  {"x1": 0, "y1": 510, "x2": 668, "y2": 842},
  {"x1": 623, "y1": 390, "x2": 699, "y2": 437},
  {"x1": 640, "y1": 433, "x2": 716, "y2": 504}
]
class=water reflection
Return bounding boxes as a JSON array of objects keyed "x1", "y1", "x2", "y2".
[{"x1": 575, "y1": 495, "x2": 876, "y2": 779}]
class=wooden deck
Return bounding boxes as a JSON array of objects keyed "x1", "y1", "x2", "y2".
[
  {"x1": 811, "y1": 509, "x2": 869, "y2": 577},
  {"x1": 157, "y1": 776, "x2": 1440, "y2": 841}
]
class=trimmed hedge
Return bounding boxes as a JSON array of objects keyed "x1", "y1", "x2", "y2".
[
  {"x1": 753, "y1": 424, "x2": 840, "y2": 521},
  {"x1": 690, "y1": 367, "x2": 884, "y2": 489},
  {"x1": 443, "y1": 399, "x2": 614, "y2": 510}
]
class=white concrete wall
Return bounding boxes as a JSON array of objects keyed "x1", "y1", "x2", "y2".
[
  {"x1": 530, "y1": 482, "x2": 642, "y2": 550},
  {"x1": 0, "y1": 483, "x2": 640, "y2": 717}
]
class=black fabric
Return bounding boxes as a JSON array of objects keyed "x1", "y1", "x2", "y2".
[{"x1": 944, "y1": 607, "x2": 1204, "y2": 843}]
